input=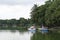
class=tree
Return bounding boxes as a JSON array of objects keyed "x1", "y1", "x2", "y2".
[{"x1": 30, "y1": 0, "x2": 60, "y2": 27}]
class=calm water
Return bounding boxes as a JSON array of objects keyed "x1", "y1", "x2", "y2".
[
  {"x1": 0, "y1": 30, "x2": 60, "y2": 40},
  {"x1": 31, "y1": 30, "x2": 60, "y2": 40},
  {"x1": 0, "y1": 30, "x2": 33, "y2": 40}
]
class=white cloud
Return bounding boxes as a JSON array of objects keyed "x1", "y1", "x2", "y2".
[
  {"x1": 0, "y1": 0, "x2": 35, "y2": 5},
  {"x1": 0, "y1": 0, "x2": 47, "y2": 19},
  {"x1": 0, "y1": 0, "x2": 47, "y2": 5},
  {"x1": 0, "y1": 5, "x2": 32, "y2": 19}
]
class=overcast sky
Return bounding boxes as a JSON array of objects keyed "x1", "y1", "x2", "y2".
[{"x1": 0, "y1": 0, "x2": 47, "y2": 20}]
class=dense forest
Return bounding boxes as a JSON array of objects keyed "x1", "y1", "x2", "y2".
[
  {"x1": 31, "y1": 0, "x2": 60, "y2": 28},
  {"x1": 0, "y1": 0, "x2": 60, "y2": 29}
]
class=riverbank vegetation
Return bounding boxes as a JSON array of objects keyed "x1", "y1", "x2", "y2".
[
  {"x1": 0, "y1": 18, "x2": 32, "y2": 30},
  {"x1": 31, "y1": 0, "x2": 60, "y2": 28}
]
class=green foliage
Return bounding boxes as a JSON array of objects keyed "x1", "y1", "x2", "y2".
[
  {"x1": 0, "y1": 18, "x2": 32, "y2": 29},
  {"x1": 30, "y1": 0, "x2": 60, "y2": 27}
]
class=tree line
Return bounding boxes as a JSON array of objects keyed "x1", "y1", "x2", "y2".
[{"x1": 0, "y1": 18, "x2": 32, "y2": 29}]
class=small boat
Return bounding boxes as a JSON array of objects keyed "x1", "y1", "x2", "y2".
[
  {"x1": 28, "y1": 26, "x2": 36, "y2": 31},
  {"x1": 28, "y1": 28, "x2": 36, "y2": 31},
  {"x1": 28, "y1": 26, "x2": 36, "y2": 33},
  {"x1": 38, "y1": 25, "x2": 48, "y2": 33}
]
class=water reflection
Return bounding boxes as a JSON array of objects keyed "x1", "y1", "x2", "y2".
[
  {"x1": 31, "y1": 31, "x2": 60, "y2": 40},
  {"x1": 0, "y1": 30, "x2": 60, "y2": 40},
  {"x1": 0, "y1": 30, "x2": 33, "y2": 40},
  {"x1": 28, "y1": 30, "x2": 36, "y2": 34},
  {"x1": 40, "y1": 30, "x2": 48, "y2": 34}
]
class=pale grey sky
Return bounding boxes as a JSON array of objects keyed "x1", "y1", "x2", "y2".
[{"x1": 0, "y1": 0, "x2": 47, "y2": 19}]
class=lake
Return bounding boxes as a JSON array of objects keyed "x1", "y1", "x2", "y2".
[
  {"x1": 0, "y1": 30, "x2": 33, "y2": 40},
  {"x1": 31, "y1": 30, "x2": 60, "y2": 40},
  {"x1": 0, "y1": 30, "x2": 60, "y2": 40}
]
